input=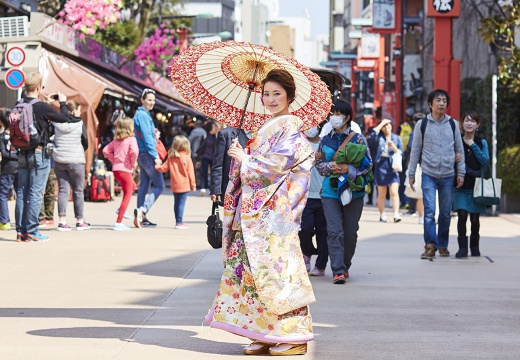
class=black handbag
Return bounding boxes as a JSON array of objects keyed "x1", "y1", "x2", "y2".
[{"x1": 206, "y1": 201, "x2": 223, "y2": 249}]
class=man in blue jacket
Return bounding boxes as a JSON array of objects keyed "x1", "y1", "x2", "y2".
[{"x1": 133, "y1": 88, "x2": 165, "y2": 228}]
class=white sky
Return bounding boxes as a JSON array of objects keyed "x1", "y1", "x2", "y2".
[{"x1": 278, "y1": 0, "x2": 330, "y2": 38}]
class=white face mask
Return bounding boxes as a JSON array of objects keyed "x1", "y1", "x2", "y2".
[
  {"x1": 329, "y1": 115, "x2": 346, "y2": 129},
  {"x1": 304, "y1": 127, "x2": 319, "y2": 138}
]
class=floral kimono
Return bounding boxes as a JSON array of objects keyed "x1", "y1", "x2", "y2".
[{"x1": 204, "y1": 115, "x2": 316, "y2": 344}]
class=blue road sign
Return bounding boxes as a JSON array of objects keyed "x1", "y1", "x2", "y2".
[{"x1": 5, "y1": 68, "x2": 25, "y2": 90}]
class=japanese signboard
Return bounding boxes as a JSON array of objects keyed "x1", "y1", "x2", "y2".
[
  {"x1": 427, "y1": 0, "x2": 460, "y2": 17},
  {"x1": 373, "y1": 0, "x2": 396, "y2": 30}
]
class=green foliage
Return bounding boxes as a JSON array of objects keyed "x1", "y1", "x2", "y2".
[
  {"x1": 91, "y1": 20, "x2": 139, "y2": 58},
  {"x1": 479, "y1": 3, "x2": 520, "y2": 92},
  {"x1": 460, "y1": 75, "x2": 519, "y2": 152},
  {"x1": 497, "y1": 145, "x2": 520, "y2": 196}
]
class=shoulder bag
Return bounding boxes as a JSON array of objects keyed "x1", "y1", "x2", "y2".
[
  {"x1": 473, "y1": 165, "x2": 501, "y2": 206},
  {"x1": 206, "y1": 201, "x2": 223, "y2": 249}
]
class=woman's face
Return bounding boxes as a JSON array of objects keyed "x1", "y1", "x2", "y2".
[
  {"x1": 381, "y1": 123, "x2": 392, "y2": 135},
  {"x1": 73, "y1": 106, "x2": 82, "y2": 117},
  {"x1": 463, "y1": 116, "x2": 478, "y2": 133},
  {"x1": 262, "y1": 81, "x2": 290, "y2": 117},
  {"x1": 141, "y1": 93, "x2": 156, "y2": 112}
]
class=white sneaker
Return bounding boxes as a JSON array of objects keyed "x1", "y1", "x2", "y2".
[
  {"x1": 113, "y1": 223, "x2": 131, "y2": 231},
  {"x1": 200, "y1": 189, "x2": 207, "y2": 197},
  {"x1": 418, "y1": 216, "x2": 424, "y2": 224}
]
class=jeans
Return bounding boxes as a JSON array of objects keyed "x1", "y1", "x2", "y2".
[
  {"x1": 322, "y1": 196, "x2": 364, "y2": 275},
  {"x1": 421, "y1": 173, "x2": 454, "y2": 249},
  {"x1": 173, "y1": 192, "x2": 189, "y2": 224},
  {"x1": 200, "y1": 157, "x2": 212, "y2": 189},
  {"x1": 137, "y1": 153, "x2": 165, "y2": 213},
  {"x1": 54, "y1": 162, "x2": 85, "y2": 219},
  {"x1": 15, "y1": 150, "x2": 50, "y2": 234},
  {"x1": 298, "y1": 198, "x2": 329, "y2": 270},
  {"x1": 0, "y1": 173, "x2": 17, "y2": 224}
]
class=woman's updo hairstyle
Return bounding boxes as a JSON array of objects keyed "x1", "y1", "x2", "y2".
[{"x1": 261, "y1": 69, "x2": 296, "y2": 104}]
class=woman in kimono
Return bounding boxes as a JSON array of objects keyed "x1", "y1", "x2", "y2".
[{"x1": 204, "y1": 69, "x2": 316, "y2": 356}]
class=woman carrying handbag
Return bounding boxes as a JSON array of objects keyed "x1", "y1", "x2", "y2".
[{"x1": 452, "y1": 111, "x2": 489, "y2": 258}]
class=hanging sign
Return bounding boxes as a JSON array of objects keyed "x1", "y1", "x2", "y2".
[
  {"x1": 427, "y1": 0, "x2": 460, "y2": 17},
  {"x1": 373, "y1": 0, "x2": 396, "y2": 30}
]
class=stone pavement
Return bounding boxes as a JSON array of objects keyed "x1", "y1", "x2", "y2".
[{"x1": 0, "y1": 192, "x2": 519, "y2": 359}]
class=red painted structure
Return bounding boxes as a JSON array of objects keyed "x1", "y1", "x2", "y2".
[{"x1": 428, "y1": 0, "x2": 461, "y2": 120}]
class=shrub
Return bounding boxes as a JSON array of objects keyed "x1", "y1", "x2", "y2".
[{"x1": 497, "y1": 145, "x2": 520, "y2": 196}]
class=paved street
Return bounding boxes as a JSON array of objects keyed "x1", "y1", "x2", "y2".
[{"x1": 1, "y1": 192, "x2": 519, "y2": 359}]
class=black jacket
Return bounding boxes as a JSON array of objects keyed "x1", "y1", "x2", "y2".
[
  {"x1": 0, "y1": 132, "x2": 18, "y2": 174},
  {"x1": 210, "y1": 127, "x2": 249, "y2": 196}
]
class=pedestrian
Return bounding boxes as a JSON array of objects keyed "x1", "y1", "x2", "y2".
[
  {"x1": 398, "y1": 117, "x2": 414, "y2": 210},
  {"x1": 408, "y1": 89, "x2": 466, "y2": 259},
  {"x1": 52, "y1": 100, "x2": 90, "y2": 231},
  {"x1": 133, "y1": 88, "x2": 164, "y2": 228},
  {"x1": 452, "y1": 111, "x2": 489, "y2": 258},
  {"x1": 209, "y1": 125, "x2": 249, "y2": 204},
  {"x1": 188, "y1": 119, "x2": 206, "y2": 194},
  {"x1": 205, "y1": 69, "x2": 315, "y2": 356},
  {"x1": 371, "y1": 118, "x2": 404, "y2": 223},
  {"x1": 103, "y1": 117, "x2": 139, "y2": 231},
  {"x1": 0, "y1": 108, "x2": 17, "y2": 231},
  {"x1": 316, "y1": 99, "x2": 373, "y2": 284},
  {"x1": 38, "y1": 160, "x2": 56, "y2": 228},
  {"x1": 14, "y1": 72, "x2": 80, "y2": 242},
  {"x1": 299, "y1": 124, "x2": 329, "y2": 276},
  {"x1": 196, "y1": 121, "x2": 218, "y2": 197},
  {"x1": 155, "y1": 135, "x2": 196, "y2": 229},
  {"x1": 404, "y1": 113, "x2": 426, "y2": 224}
]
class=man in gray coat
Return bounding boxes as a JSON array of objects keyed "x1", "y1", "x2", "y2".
[{"x1": 408, "y1": 89, "x2": 465, "y2": 260}]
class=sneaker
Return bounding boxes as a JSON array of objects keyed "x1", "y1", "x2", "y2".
[
  {"x1": 402, "y1": 211, "x2": 417, "y2": 217},
  {"x1": 345, "y1": 270, "x2": 350, "y2": 278},
  {"x1": 175, "y1": 223, "x2": 189, "y2": 229},
  {"x1": 302, "y1": 254, "x2": 311, "y2": 273},
  {"x1": 438, "y1": 248, "x2": 450, "y2": 257},
  {"x1": 333, "y1": 273, "x2": 346, "y2": 284},
  {"x1": 141, "y1": 218, "x2": 157, "y2": 228},
  {"x1": 26, "y1": 232, "x2": 50, "y2": 242},
  {"x1": 379, "y1": 215, "x2": 388, "y2": 223},
  {"x1": 16, "y1": 232, "x2": 28, "y2": 242},
  {"x1": 394, "y1": 216, "x2": 402, "y2": 223},
  {"x1": 57, "y1": 223, "x2": 72, "y2": 232},
  {"x1": 133, "y1": 208, "x2": 142, "y2": 228},
  {"x1": 113, "y1": 223, "x2": 131, "y2": 231},
  {"x1": 38, "y1": 219, "x2": 48, "y2": 228},
  {"x1": 76, "y1": 222, "x2": 91, "y2": 230},
  {"x1": 309, "y1": 267, "x2": 325, "y2": 276},
  {"x1": 421, "y1": 243, "x2": 437, "y2": 260},
  {"x1": 418, "y1": 216, "x2": 424, "y2": 224},
  {"x1": 200, "y1": 189, "x2": 207, "y2": 197},
  {"x1": 0, "y1": 222, "x2": 11, "y2": 231},
  {"x1": 116, "y1": 208, "x2": 132, "y2": 219}
]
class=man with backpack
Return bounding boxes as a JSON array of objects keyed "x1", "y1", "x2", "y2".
[
  {"x1": 408, "y1": 89, "x2": 465, "y2": 260},
  {"x1": 11, "y1": 72, "x2": 80, "y2": 242}
]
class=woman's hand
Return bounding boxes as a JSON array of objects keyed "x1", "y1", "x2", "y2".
[
  {"x1": 387, "y1": 140, "x2": 398, "y2": 152},
  {"x1": 330, "y1": 162, "x2": 349, "y2": 174},
  {"x1": 228, "y1": 140, "x2": 245, "y2": 165},
  {"x1": 315, "y1": 151, "x2": 324, "y2": 161},
  {"x1": 455, "y1": 152, "x2": 463, "y2": 162}
]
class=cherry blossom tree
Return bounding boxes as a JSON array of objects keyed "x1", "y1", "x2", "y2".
[
  {"x1": 134, "y1": 21, "x2": 180, "y2": 72},
  {"x1": 57, "y1": 0, "x2": 123, "y2": 37}
]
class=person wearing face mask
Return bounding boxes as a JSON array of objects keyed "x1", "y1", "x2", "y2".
[
  {"x1": 371, "y1": 118, "x2": 404, "y2": 223},
  {"x1": 298, "y1": 124, "x2": 329, "y2": 277},
  {"x1": 315, "y1": 100, "x2": 373, "y2": 284}
]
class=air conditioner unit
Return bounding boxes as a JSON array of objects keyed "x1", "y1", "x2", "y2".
[{"x1": 0, "y1": 16, "x2": 29, "y2": 38}]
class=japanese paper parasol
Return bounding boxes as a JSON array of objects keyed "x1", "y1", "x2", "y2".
[{"x1": 170, "y1": 41, "x2": 332, "y2": 131}]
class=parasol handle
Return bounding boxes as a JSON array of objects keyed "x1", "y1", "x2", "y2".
[{"x1": 238, "y1": 63, "x2": 260, "y2": 131}]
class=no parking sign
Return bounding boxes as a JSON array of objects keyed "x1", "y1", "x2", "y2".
[{"x1": 5, "y1": 68, "x2": 26, "y2": 90}]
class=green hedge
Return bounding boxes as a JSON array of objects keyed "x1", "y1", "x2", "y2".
[{"x1": 497, "y1": 145, "x2": 520, "y2": 196}]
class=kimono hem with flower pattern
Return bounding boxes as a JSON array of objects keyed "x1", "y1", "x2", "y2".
[{"x1": 204, "y1": 115, "x2": 316, "y2": 344}]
